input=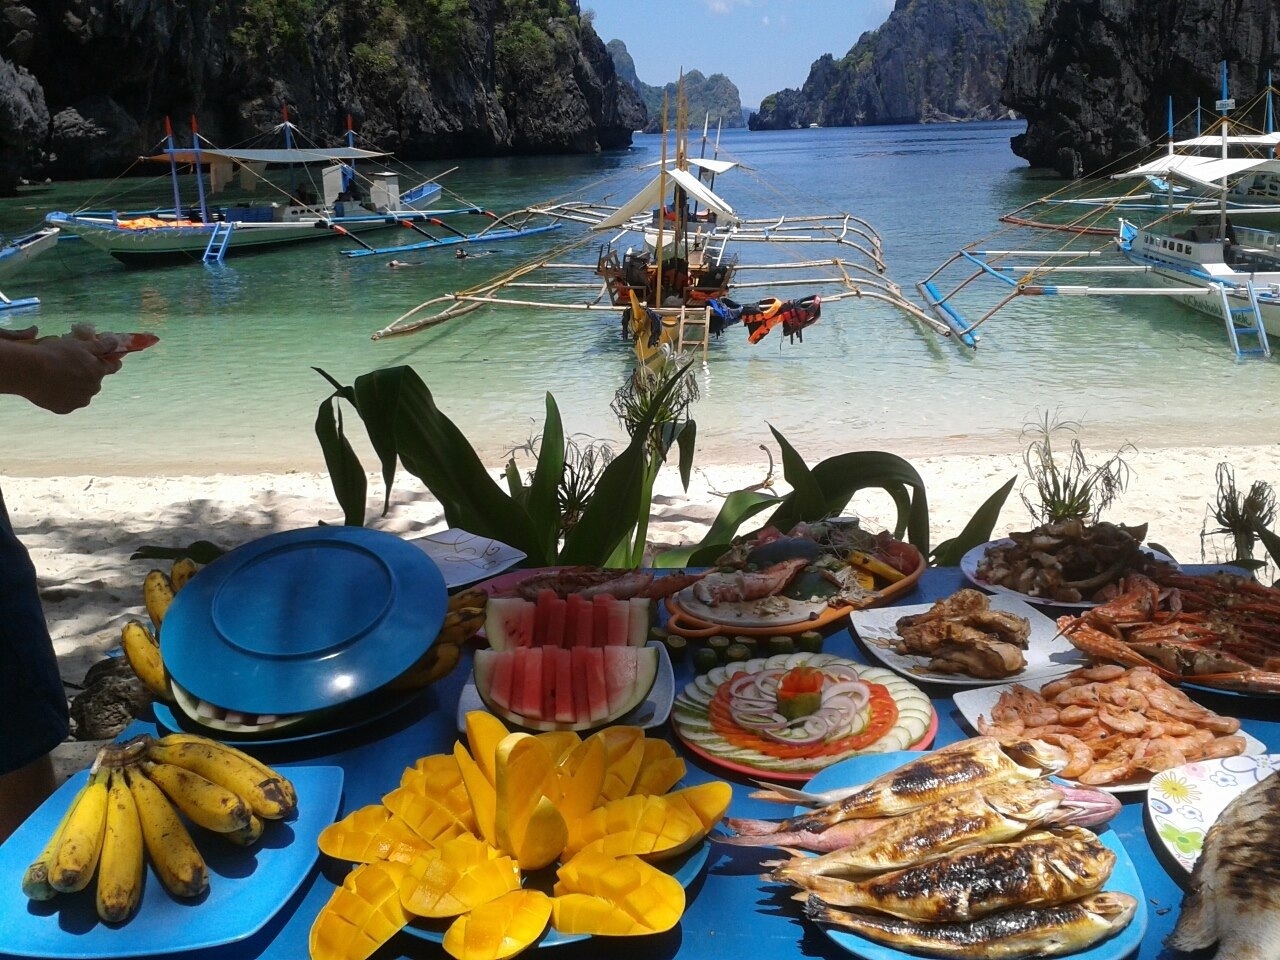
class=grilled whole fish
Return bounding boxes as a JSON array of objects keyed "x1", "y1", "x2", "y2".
[
  {"x1": 793, "y1": 826, "x2": 1115, "y2": 922},
  {"x1": 1166, "y1": 771, "x2": 1280, "y2": 959},
  {"x1": 726, "y1": 737, "x2": 1069, "y2": 836},
  {"x1": 762, "y1": 782, "x2": 1118, "y2": 877},
  {"x1": 806, "y1": 890, "x2": 1137, "y2": 959}
]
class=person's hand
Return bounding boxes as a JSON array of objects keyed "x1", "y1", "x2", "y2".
[{"x1": 2, "y1": 329, "x2": 123, "y2": 414}]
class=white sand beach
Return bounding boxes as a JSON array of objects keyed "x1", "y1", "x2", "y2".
[{"x1": 6, "y1": 441, "x2": 1278, "y2": 700}]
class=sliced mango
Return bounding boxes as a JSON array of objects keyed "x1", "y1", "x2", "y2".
[
  {"x1": 663, "y1": 781, "x2": 733, "y2": 834},
  {"x1": 553, "y1": 736, "x2": 606, "y2": 822},
  {"x1": 443, "y1": 889, "x2": 552, "y2": 960},
  {"x1": 552, "y1": 851, "x2": 684, "y2": 936},
  {"x1": 381, "y1": 786, "x2": 473, "y2": 848},
  {"x1": 465, "y1": 710, "x2": 512, "y2": 786},
  {"x1": 495, "y1": 733, "x2": 566, "y2": 869},
  {"x1": 566, "y1": 794, "x2": 702, "y2": 861},
  {"x1": 319, "y1": 804, "x2": 431, "y2": 864},
  {"x1": 590, "y1": 727, "x2": 646, "y2": 804},
  {"x1": 535, "y1": 730, "x2": 582, "y2": 764},
  {"x1": 310, "y1": 860, "x2": 412, "y2": 960},
  {"x1": 454, "y1": 742, "x2": 498, "y2": 847},
  {"x1": 629, "y1": 739, "x2": 686, "y2": 797},
  {"x1": 400, "y1": 834, "x2": 521, "y2": 918},
  {"x1": 401, "y1": 754, "x2": 477, "y2": 829}
]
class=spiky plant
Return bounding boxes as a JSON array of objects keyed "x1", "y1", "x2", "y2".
[
  {"x1": 1019, "y1": 412, "x2": 1133, "y2": 525},
  {"x1": 1204, "y1": 462, "x2": 1275, "y2": 562}
]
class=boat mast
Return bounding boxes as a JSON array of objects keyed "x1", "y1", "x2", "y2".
[
  {"x1": 1217, "y1": 61, "x2": 1232, "y2": 240},
  {"x1": 654, "y1": 90, "x2": 668, "y2": 307},
  {"x1": 164, "y1": 116, "x2": 183, "y2": 219},
  {"x1": 190, "y1": 115, "x2": 209, "y2": 224},
  {"x1": 1165, "y1": 96, "x2": 1174, "y2": 213}
]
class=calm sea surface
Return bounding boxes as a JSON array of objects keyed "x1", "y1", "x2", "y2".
[{"x1": 2, "y1": 121, "x2": 1276, "y2": 477}]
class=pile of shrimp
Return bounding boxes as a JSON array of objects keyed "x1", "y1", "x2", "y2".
[{"x1": 976, "y1": 664, "x2": 1246, "y2": 785}]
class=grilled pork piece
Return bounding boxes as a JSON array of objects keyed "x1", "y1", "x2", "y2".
[
  {"x1": 1166, "y1": 771, "x2": 1280, "y2": 960},
  {"x1": 806, "y1": 891, "x2": 1137, "y2": 958}
]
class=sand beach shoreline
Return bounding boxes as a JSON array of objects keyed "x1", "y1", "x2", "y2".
[{"x1": 6, "y1": 441, "x2": 1278, "y2": 697}]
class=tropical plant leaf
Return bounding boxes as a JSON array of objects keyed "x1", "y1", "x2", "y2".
[
  {"x1": 525, "y1": 394, "x2": 566, "y2": 560},
  {"x1": 930, "y1": 476, "x2": 1016, "y2": 567},
  {"x1": 1254, "y1": 520, "x2": 1280, "y2": 576},
  {"x1": 314, "y1": 395, "x2": 368, "y2": 526},
  {"x1": 676, "y1": 420, "x2": 696, "y2": 492},
  {"x1": 651, "y1": 489, "x2": 781, "y2": 567},
  {"x1": 769, "y1": 426, "x2": 825, "y2": 519},
  {"x1": 340, "y1": 367, "x2": 404, "y2": 517}
]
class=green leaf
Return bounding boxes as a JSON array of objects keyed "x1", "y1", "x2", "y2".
[
  {"x1": 651, "y1": 489, "x2": 781, "y2": 567},
  {"x1": 769, "y1": 425, "x2": 825, "y2": 518},
  {"x1": 930, "y1": 476, "x2": 1016, "y2": 567},
  {"x1": 676, "y1": 421, "x2": 696, "y2": 492},
  {"x1": 314, "y1": 395, "x2": 368, "y2": 526},
  {"x1": 1254, "y1": 520, "x2": 1280, "y2": 574},
  {"x1": 525, "y1": 394, "x2": 566, "y2": 559},
  {"x1": 345, "y1": 367, "x2": 405, "y2": 517}
]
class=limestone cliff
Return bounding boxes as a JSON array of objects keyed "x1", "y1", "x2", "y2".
[
  {"x1": 0, "y1": 0, "x2": 645, "y2": 191},
  {"x1": 1004, "y1": 0, "x2": 1280, "y2": 176},
  {"x1": 750, "y1": 0, "x2": 1034, "y2": 130},
  {"x1": 607, "y1": 40, "x2": 744, "y2": 130}
]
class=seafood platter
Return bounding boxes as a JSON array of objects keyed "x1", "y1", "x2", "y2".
[
  {"x1": 671, "y1": 653, "x2": 936, "y2": 781},
  {"x1": 961, "y1": 520, "x2": 1174, "y2": 608},
  {"x1": 953, "y1": 665, "x2": 1265, "y2": 793},
  {"x1": 663, "y1": 522, "x2": 925, "y2": 639},
  {"x1": 848, "y1": 588, "x2": 1087, "y2": 685},
  {"x1": 717, "y1": 739, "x2": 1147, "y2": 959}
]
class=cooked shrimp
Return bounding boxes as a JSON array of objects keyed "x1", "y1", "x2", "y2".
[
  {"x1": 1097, "y1": 706, "x2": 1147, "y2": 734},
  {"x1": 1077, "y1": 741, "x2": 1138, "y2": 786},
  {"x1": 1034, "y1": 733, "x2": 1094, "y2": 779}
]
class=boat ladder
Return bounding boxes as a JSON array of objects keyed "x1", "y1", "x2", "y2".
[
  {"x1": 203, "y1": 222, "x2": 234, "y2": 264},
  {"x1": 702, "y1": 231, "x2": 730, "y2": 268},
  {"x1": 675, "y1": 304, "x2": 711, "y2": 359},
  {"x1": 1218, "y1": 281, "x2": 1271, "y2": 359}
]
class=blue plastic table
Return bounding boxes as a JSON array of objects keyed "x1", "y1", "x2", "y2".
[{"x1": 17, "y1": 567, "x2": 1277, "y2": 960}]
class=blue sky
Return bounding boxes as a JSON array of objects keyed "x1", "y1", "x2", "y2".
[{"x1": 587, "y1": 0, "x2": 898, "y2": 109}]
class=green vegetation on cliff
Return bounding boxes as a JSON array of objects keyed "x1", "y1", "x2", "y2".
[{"x1": 607, "y1": 40, "x2": 743, "y2": 129}]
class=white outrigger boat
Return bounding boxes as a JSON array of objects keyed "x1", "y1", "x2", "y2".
[
  {"x1": 0, "y1": 225, "x2": 59, "y2": 310},
  {"x1": 920, "y1": 64, "x2": 1280, "y2": 359},
  {"x1": 45, "y1": 116, "x2": 552, "y2": 267},
  {"x1": 372, "y1": 91, "x2": 945, "y2": 367}
]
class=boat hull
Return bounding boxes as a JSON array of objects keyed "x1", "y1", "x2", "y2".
[{"x1": 0, "y1": 227, "x2": 59, "y2": 280}]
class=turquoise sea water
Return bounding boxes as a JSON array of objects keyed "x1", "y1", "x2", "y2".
[{"x1": 2, "y1": 121, "x2": 1277, "y2": 477}]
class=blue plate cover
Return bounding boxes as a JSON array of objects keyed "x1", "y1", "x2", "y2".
[
  {"x1": 800, "y1": 752, "x2": 1149, "y2": 960},
  {"x1": 162, "y1": 526, "x2": 447, "y2": 714},
  {"x1": 0, "y1": 764, "x2": 343, "y2": 958}
]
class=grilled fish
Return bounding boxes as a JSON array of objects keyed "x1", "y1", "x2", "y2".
[
  {"x1": 806, "y1": 890, "x2": 1137, "y2": 959},
  {"x1": 726, "y1": 737, "x2": 1069, "y2": 836},
  {"x1": 761, "y1": 781, "x2": 1117, "y2": 875},
  {"x1": 793, "y1": 826, "x2": 1115, "y2": 922},
  {"x1": 1166, "y1": 771, "x2": 1280, "y2": 959}
]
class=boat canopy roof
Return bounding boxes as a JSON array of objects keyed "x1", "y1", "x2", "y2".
[
  {"x1": 144, "y1": 146, "x2": 388, "y2": 165},
  {"x1": 1172, "y1": 132, "x2": 1280, "y2": 148},
  {"x1": 1113, "y1": 153, "x2": 1280, "y2": 185},
  {"x1": 640, "y1": 157, "x2": 739, "y2": 175},
  {"x1": 593, "y1": 167, "x2": 739, "y2": 231}
]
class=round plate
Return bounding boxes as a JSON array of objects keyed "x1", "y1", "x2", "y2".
[
  {"x1": 162, "y1": 526, "x2": 447, "y2": 714},
  {"x1": 401, "y1": 840, "x2": 710, "y2": 948},
  {"x1": 960, "y1": 539, "x2": 1175, "y2": 610},
  {"x1": 1146, "y1": 754, "x2": 1280, "y2": 872},
  {"x1": 802, "y1": 753, "x2": 1149, "y2": 960},
  {"x1": 671, "y1": 653, "x2": 936, "y2": 782}
]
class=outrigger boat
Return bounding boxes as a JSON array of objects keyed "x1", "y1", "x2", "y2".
[
  {"x1": 372, "y1": 89, "x2": 945, "y2": 367},
  {"x1": 0, "y1": 226, "x2": 59, "y2": 310},
  {"x1": 45, "y1": 115, "x2": 550, "y2": 267},
  {"x1": 920, "y1": 64, "x2": 1280, "y2": 359}
]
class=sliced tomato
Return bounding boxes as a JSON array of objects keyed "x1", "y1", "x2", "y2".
[{"x1": 708, "y1": 681, "x2": 899, "y2": 759}]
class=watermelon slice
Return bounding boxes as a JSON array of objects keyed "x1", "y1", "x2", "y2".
[
  {"x1": 605, "y1": 599, "x2": 631, "y2": 647},
  {"x1": 485, "y1": 597, "x2": 536, "y2": 650},
  {"x1": 473, "y1": 645, "x2": 659, "y2": 732},
  {"x1": 484, "y1": 594, "x2": 651, "y2": 651}
]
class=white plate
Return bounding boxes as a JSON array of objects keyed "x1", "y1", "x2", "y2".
[
  {"x1": 960, "y1": 539, "x2": 1174, "y2": 610},
  {"x1": 1146, "y1": 754, "x2": 1280, "y2": 871},
  {"x1": 408, "y1": 528, "x2": 527, "y2": 589},
  {"x1": 952, "y1": 682, "x2": 1268, "y2": 794},
  {"x1": 456, "y1": 641, "x2": 674, "y2": 733},
  {"x1": 848, "y1": 594, "x2": 1086, "y2": 686}
]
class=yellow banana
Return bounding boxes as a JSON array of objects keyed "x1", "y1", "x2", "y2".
[
  {"x1": 151, "y1": 733, "x2": 297, "y2": 809},
  {"x1": 125, "y1": 765, "x2": 208, "y2": 899},
  {"x1": 448, "y1": 588, "x2": 488, "y2": 612},
  {"x1": 169, "y1": 557, "x2": 199, "y2": 592},
  {"x1": 143, "y1": 569, "x2": 176, "y2": 630},
  {"x1": 221, "y1": 814, "x2": 265, "y2": 847},
  {"x1": 439, "y1": 606, "x2": 486, "y2": 643},
  {"x1": 146, "y1": 736, "x2": 295, "y2": 820},
  {"x1": 386, "y1": 642, "x2": 462, "y2": 693},
  {"x1": 139, "y1": 759, "x2": 251, "y2": 834},
  {"x1": 49, "y1": 766, "x2": 110, "y2": 893},
  {"x1": 120, "y1": 619, "x2": 171, "y2": 701},
  {"x1": 95, "y1": 768, "x2": 145, "y2": 923},
  {"x1": 21, "y1": 780, "x2": 85, "y2": 900}
]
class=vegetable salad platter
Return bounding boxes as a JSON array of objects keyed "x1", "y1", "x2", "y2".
[{"x1": 671, "y1": 653, "x2": 935, "y2": 781}]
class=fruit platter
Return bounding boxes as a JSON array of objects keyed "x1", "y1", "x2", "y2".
[
  {"x1": 663, "y1": 522, "x2": 926, "y2": 639},
  {"x1": 671, "y1": 652, "x2": 935, "y2": 780}
]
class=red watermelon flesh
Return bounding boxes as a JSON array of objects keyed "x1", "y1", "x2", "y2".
[
  {"x1": 592, "y1": 596, "x2": 612, "y2": 648},
  {"x1": 604, "y1": 646, "x2": 639, "y2": 713},
  {"x1": 585, "y1": 647, "x2": 608, "y2": 721},
  {"x1": 554, "y1": 648, "x2": 575, "y2": 723},
  {"x1": 483, "y1": 596, "x2": 537, "y2": 651},
  {"x1": 628, "y1": 598, "x2": 651, "y2": 647},
  {"x1": 534, "y1": 589, "x2": 556, "y2": 647},
  {"x1": 606, "y1": 600, "x2": 631, "y2": 646},
  {"x1": 571, "y1": 646, "x2": 592, "y2": 717},
  {"x1": 488, "y1": 650, "x2": 514, "y2": 711},
  {"x1": 573, "y1": 598, "x2": 595, "y2": 648},
  {"x1": 522, "y1": 647, "x2": 544, "y2": 719},
  {"x1": 544, "y1": 594, "x2": 567, "y2": 648},
  {"x1": 541, "y1": 640, "x2": 558, "y2": 719},
  {"x1": 564, "y1": 594, "x2": 585, "y2": 646},
  {"x1": 483, "y1": 593, "x2": 651, "y2": 650}
]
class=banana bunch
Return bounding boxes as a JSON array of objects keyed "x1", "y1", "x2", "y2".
[
  {"x1": 20, "y1": 732, "x2": 296, "y2": 924},
  {"x1": 120, "y1": 557, "x2": 200, "y2": 703},
  {"x1": 388, "y1": 588, "x2": 487, "y2": 693}
]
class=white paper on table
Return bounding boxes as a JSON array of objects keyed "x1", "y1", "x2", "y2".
[{"x1": 407, "y1": 529, "x2": 527, "y2": 588}]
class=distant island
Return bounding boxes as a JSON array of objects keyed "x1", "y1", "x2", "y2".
[{"x1": 608, "y1": 40, "x2": 744, "y2": 131}]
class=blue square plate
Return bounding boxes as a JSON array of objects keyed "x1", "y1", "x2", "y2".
[{"x1": 0, "y1": 764, "x2": 343, "y2": 958}]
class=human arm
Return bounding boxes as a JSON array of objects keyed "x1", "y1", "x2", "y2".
[{"x1": 0, "y1": 326, "x2": 122, "y2": 414}]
